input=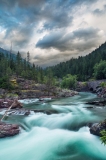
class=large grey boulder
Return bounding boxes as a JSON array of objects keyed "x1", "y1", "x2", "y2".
[
  {"x1": 90, "y1": 119, "x2": 106, "y2": 136},
  {"x1": 0, "y1": 123, "x2": 19, "y2": 138}
]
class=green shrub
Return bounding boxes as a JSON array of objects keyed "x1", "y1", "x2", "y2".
[
  {"x1": 100, "y1": 82, "x2": 106, "y2": 88},
  {"x1": 0, "y1": 76, "x2": 14, "y2": 90},
  {"x1": 61, "y1": 74, "x2": 77, "y2": 89},
  {"x1": 100, "y1": 130, "x2": 106, "y2": 145},
  {"x1": 93, "y1": 60, "x2": 106, "y2": 80}
]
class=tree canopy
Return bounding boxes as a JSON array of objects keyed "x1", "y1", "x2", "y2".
[
  {"x1": 61, "y1": 74, "x2": 77, "y2": 89},
  {"x1": 93, "y1": 60, "x2": 106, "y2": 79}
]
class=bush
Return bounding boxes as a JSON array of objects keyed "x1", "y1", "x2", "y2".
[
  {"x1": 61, "y1": 74, "x2": 77, "y2": 89},
  {"x1": 0, "y1": 76, "x2": 14, "y2": 90},
  {"x1": 93, "y1": 60, "x2": 106, "y2": 80},
  {"x1": 100, "y1": 82, "x2": 106, "y2": 88},
  {"x1": 100, "y1": 130, "x2": 106, "y2": 145}
]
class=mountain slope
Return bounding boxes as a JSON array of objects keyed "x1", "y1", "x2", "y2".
[
  {"x1": 0, "y1": 47, "x2": 16, "y2": 59},
  {"x1": 50, "y1": 42, "x2": 106, "y2": 81}
]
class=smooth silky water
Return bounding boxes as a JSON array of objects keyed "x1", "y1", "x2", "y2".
[{"x1": 0, "y1": 92, "x2": 106, "y2": 160}]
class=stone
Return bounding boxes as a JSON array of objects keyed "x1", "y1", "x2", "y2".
[
  {"x1": 0, "y1": 99, "x2": 23, "y2": 109},
  {"x1": 0, "y1": 123, "x2": 19, "y2": 138},
  {"x1": 33, "y1": 109, "x2": 58, "y2": 115},
  {"x1": 90, "y1": 119, "x2": 106, "y2": 136}
]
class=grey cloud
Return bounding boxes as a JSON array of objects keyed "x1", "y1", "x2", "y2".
[
  {"x1": 35, "y1": 26, "x2": 104, "y2": 67},
  {"x1": 36, "y1": 30, "x2": 66, "y2": 50},
  {"x1": 39, "y1": 0, "x2": 98, "y2": 30},
  {"x1": 0, "y1": 0, "x2": 99, "y2": 34},
  {"x1": 73, "y1": 28, "x2": 100, "y2": 39},
  {"x1": 0, "y1": 0, "x2": 73, "y2": 48},
  {"x1": 13, "y1": 27, "x2": 33, "y2": 47},
  {"x1": 33, "y1": 52, "x2": 74, "y2": 67},
  {"x1": 0, "y1": 0, "x2": 45, "y2": 8},
  {"x1": 36, "y1": 27, "x2": 103, "y2": 52},
  {"x1": 0, "y1": 0, "x2": 97, "y2": 33},
  {"x1": 0, "y1": 2, "x2": 38, "y2": 47},
  {"x1": 93, "y1": 4, "x2": 106, "y2": 15},
  {"x1": 43, "y1": 13, "x2": 73, "y2": 30},
  {"x1": 0, "y1": 0, "x2": 96, "y2": 8}
]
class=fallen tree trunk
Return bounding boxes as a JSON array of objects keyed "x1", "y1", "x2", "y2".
[
  {"x1": 1, "y1": 101, "x2": 16, "y2": 121},
  {"x1": 1, "y1": 99, "x2": 23, "y2": 121}
]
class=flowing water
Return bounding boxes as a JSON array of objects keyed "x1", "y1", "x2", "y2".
[{"x1": 0, "y1": 92, "x2": 106, "y2": 160}]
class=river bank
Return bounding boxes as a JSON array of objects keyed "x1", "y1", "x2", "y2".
[{"x1": 0, "y1": 86, "x2": 78, "y2": 138}]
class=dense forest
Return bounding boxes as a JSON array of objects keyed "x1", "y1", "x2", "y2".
[
  {"x1": 50, "y1": 42, "x2": 106, "y2": 81},
  {"x1": 0, "y1": 51, "x2": 46, "y2": 89},
  {"x1": 0, "y1": 42, "x2": 106, "y2": 90},
  {"x1": 0, "y1": 52, "x2": 43, "y2": 80},
  {"x1": 0, "y1": 49, "x2": 59, "y2": 90}
]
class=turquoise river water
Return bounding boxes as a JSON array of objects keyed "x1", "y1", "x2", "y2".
[{"x1": 0, "y1": 92, "x2": 106, "y2": 160}]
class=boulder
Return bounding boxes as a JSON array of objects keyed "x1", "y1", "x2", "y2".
[
  {"x1": 86, "y1": 100, "x2": 106, "y2": 106},
  {"x1": 34, "y1": 109, "x2": 58, "y2": 115},
  {"x1": 0, "y1": 99, "x2": 23, "y2": 109},
  {"x1": 90, "y1": 119, "x2": 106, "y2": 136},
  {"x1": 0, "y1": 123, "x2": 19, "y2": 138}
]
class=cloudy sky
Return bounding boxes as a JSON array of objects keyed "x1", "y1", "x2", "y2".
[{"x1": 0, "y1": 0, "x2": 106, "y2": 67}]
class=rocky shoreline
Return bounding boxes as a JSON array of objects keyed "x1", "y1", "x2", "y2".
[
  {"x1": 0, "y1": 86, "x2": 78, "y2": 138},
  {"x1": 1, "y1": 78, "x2": 106, "y2": 139}
]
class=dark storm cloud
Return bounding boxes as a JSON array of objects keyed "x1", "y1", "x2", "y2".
[
  {"x1": 0, "y1": 0, "x2": 98, "y2": 32},
  {"x1": 36, "y1": 27, "x2": 103, "y2": 52},
  {"x1": 0, "y1": 0, "x2": 45, "y2": 8},
  {"x1": 0, "y1": 0, "x2": 74, "y2": 47},
  {"x1": 0, "y1": 0, "x2": 96, "y2": 8},
  {"x1": 36, "y1": 30, "x2": 66, "y2": 50},
  {"x1": 43, "y1": 12, "x2": 73, "y2": 30}
]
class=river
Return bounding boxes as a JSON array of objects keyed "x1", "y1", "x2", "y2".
[{"x1": 0, "y1": 92, "x2": 106, "y2": 160}]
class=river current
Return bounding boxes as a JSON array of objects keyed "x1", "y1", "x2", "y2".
[{"x1": 0, "y1": 92, "x2": 106, "y2": 160}]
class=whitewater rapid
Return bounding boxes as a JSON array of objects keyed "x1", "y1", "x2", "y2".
[{"x1": 0, "y1": 92, "x2": 106, "y2": 160}]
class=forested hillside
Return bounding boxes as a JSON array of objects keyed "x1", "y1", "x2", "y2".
[
  {"x1": 50, "y1": 42, "x2": 106, "y2": 81},
  {"x1": 0, "y1": 51, "x2": 45, "y2": 89}
]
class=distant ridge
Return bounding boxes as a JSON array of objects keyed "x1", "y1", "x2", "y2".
[
  {"x1": 0, "y1": 47, "x2": 10, "y2": 55},
  {"x1": 0, "y1": 47, "x2": 16, "y2": 59}
]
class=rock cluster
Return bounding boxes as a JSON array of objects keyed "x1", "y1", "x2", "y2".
[
  {"x1": 96, "y1": 87, "x2": 106, "y2": 99},
  {"x1": 57, "y1": 89, "x2": 78, "y2": 97},
  {"x1": 76, "y1": 82, "x2": 89, "y2": 92}
]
